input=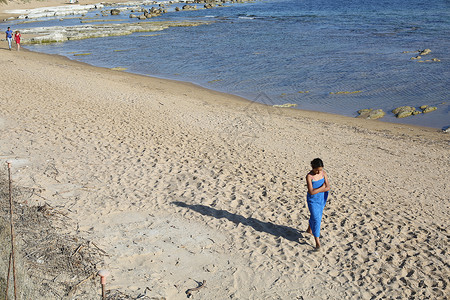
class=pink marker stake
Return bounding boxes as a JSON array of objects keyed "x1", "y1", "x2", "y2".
[{"x1": 98, "y1": 270, "x2": 110, "y2": 300}]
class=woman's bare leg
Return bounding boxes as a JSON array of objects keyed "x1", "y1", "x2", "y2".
[{"x1": 314, "y1": 236, "x2": 320, "y2": 249}]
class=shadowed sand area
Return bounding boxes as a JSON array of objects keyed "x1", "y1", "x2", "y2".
[{"x1": 0, "y1": 41, "x2": 449, "y2": 299}]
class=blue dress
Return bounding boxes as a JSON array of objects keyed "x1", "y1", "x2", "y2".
[{"x1": 307, "y1": 177, "x2": 328, "y2": 237}]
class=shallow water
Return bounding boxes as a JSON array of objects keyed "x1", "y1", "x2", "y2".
[{"x1": 10, "y1": 0, "x2": 450, "y2": 128}]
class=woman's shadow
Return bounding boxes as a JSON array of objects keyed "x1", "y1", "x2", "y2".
[{"x1": 172, "y1": 201, "x2": 307, "y2": 244}]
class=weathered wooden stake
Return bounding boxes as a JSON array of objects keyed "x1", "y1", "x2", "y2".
[
  {"x1": 5, "y1": 253, "x2": 12, "y2": 300},
  {"x1": 7, "y1": 162, "x2": 18, "y2": 300},
  {"x1": 98, "y1": 270, "x2": 110, "y2": 300}
]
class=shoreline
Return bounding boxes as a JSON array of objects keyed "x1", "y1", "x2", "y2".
[
  {"x1": 19, "y1": 47, "x2": 450, "y2": 140},
  {"x1": 1, "y1": 35, "x2": 448, "y2": 299},
  {"x1": 2, "y1": 1, "x2": 448, "y2": 130}
]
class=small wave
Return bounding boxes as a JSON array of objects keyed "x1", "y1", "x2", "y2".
[
  {"x1": 238, "y1": 16, "x2": 255, "y2": 20},
  {"x1": 204, "y1": 15, "x2": 217, "y2": 18}
]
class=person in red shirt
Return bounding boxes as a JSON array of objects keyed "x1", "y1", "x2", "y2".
[{"x1": 14, "y1": 31, "x2": 21, "y2": 51}]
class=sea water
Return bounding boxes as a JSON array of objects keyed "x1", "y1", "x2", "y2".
[{"x1": 12, "y1": 0, "x2": 450, "y2": 128}]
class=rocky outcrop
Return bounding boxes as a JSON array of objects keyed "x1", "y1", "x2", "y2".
[
  {"x1": 110, "y1": 9, "x2": 120, "y2": 15},
  {"x1": 22, "y1": 21, "x2": 212, "y2": 44},
  {"x1": 145, "y1": 7, "x2": 164, "y2": 17},
  {"x1": 392, "y1": 105, "x2": 439, "y2": 118},
  {"x1": 357, "y1": 109, "x2": 385, "y2": 120},
  {"x1": 150, "y1": 7, "x2": 163, "y2": 14},
  {"x1": 392, "y1": 106, "x2": 416, "y2": 118},
  {"x1": 204, "y1": 3, "x2": 216, "y2": 8},
  {"x1": 182, "y1": 5, "x2": 197, "y2": 10}
]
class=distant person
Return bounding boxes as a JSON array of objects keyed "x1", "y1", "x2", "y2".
[
  {"x1": 5, "y1": 27, "x2": 13, "y2": 50},
  {"x1": 305, "y1": 158, "x2": 330, "y2": 249},
  {"x1": 14, "y1": 31, "x2": 21, "y2": 51}
]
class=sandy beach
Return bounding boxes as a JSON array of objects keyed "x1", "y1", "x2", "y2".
[{"x1": 1, "y1": 13, "x2": 449, "y2": 299}]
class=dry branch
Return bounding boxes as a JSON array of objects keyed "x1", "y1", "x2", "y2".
[
  {"x1": 185, "y1": 280, "x2": 206, "y2": 298},
  {"x1": 66, "y1": 273, "x2": 96, "y2": 297}
]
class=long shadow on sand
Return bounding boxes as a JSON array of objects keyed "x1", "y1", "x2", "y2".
[{"x1": 172, "y1": 201, "x2": 306, "y2": 243}]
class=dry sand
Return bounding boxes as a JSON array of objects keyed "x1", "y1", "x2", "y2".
[{"x1": 0, "y1": 36, "x2": 449, "y2": 299}]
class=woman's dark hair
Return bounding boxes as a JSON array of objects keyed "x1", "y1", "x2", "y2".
[{"x1": 311, "y1": 158, "x2": 324, "y2": 169}]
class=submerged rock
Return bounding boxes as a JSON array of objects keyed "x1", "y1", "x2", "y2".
[
  {"x1": 330, "y1": 90, "x2": 362, "y2": 95},
  {"x1": 273, "y1": 103, "x2": 297, "y2": 108},
  {"x1": 356, "y1": 109, "x2": 385, "y2": 120},
  {"x1": 111, "y1": 67, "x2": 127, "y2": 71},
  {"x1": 419, "y1": 48, "x2": 431, "y2": 55}
]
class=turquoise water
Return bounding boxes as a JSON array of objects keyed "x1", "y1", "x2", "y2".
[{"x1": 12, "y1": 0, "x2": 450, "y2": 128}]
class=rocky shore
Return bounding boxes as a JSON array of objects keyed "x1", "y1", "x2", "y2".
[
  {"x1": 21, "y1": 20, "x2": 211, "y2": 43},
  {"x1": 1, "y1": 0, "x2": 258, "y2": 44}
]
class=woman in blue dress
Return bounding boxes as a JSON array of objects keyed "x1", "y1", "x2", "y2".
[{"x1": 306, "y1": 158, "x2": 330, "y2": 249}]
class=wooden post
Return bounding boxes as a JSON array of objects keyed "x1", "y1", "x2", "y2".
[{"x1": 7, "y1": 162, "x2": 18, "y2": 300}]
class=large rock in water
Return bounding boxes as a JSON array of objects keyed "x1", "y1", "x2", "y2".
[
  {"x1": 392, "y1": 106, "x2": 415, "y2": 118},
  {"x1": 150, "y1": 7, "x2": 162, "y2": 14},
  {"x1": 421, "y1": 105, "x2": 437, "y2": 113},
  {"x1": 357, "y1": 109, "x2": 385, "y2": 119},
  {"x1": 111, "y1": 9, "x2": 120, "y2": 15},
  {"x1": 182, "y1": 5, "x2": 196, "y2": 10}
]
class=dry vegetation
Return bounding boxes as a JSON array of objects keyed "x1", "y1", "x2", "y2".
[{"x1": 0, "y1": 168, "x2": 109, "y2": 299}]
